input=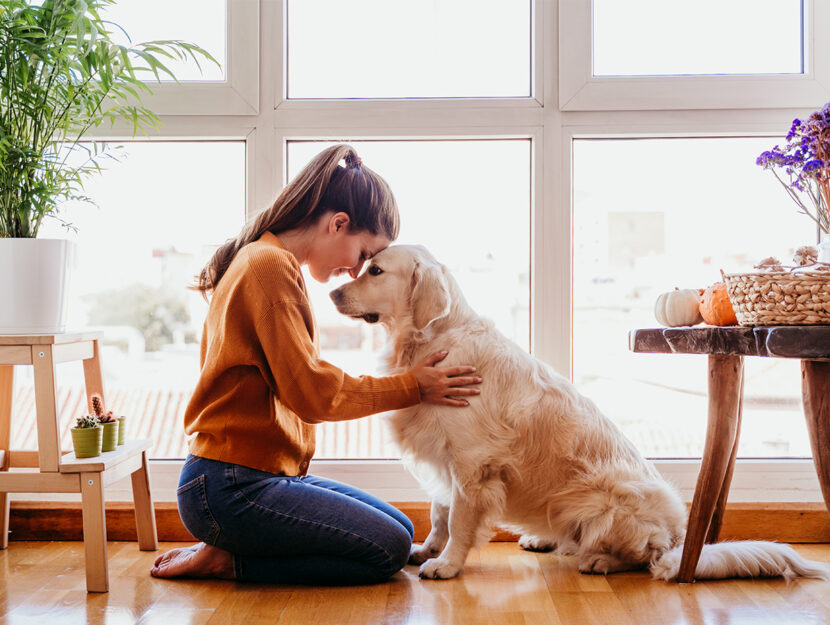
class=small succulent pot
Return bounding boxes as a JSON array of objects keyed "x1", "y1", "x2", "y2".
[
  {"x1": 117, "y1": 416, "x2": 126, "y2": 445},
  {"x1": 100, "y1": 420, "x2": 119, "y2": 452},
  {"x1": 71, "y1": 425, "x2": 103, "y2": 458}
]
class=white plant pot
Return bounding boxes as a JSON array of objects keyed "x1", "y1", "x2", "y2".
[{"x1": 0, "y1": 238, "x2": 74, "y2": 334}]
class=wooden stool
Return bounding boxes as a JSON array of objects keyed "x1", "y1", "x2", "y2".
[{"x1": 0, "y1": 332, "x2": 158, "y2": 592}]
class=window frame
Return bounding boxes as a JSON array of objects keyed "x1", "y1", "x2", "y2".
[
  {"x1": 65, "y1": 0, "x2": 825, "y2": 506},
  {"x1": 132, "y1": 0, "x2": 259, "y2": 115},
  {"x1": 558, "y1": 0, "x2": 830, "y2": 111}
]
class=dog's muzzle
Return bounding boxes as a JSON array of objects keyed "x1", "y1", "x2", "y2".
[{"x1": 329, "y1": 288, "x2": 380, "y2": 324}]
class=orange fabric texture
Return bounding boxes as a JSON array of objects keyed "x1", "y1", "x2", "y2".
[{"x1": 184, "y1": 232, "x2": 420, "y2": 475}]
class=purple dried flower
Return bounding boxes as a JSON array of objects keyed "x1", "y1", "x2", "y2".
[{"x1": 758, "y1": 102, "x2": 830, "y2": 234}]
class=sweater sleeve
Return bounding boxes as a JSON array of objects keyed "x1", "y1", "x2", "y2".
[{"x1": 253, "y1": 294, "x2": 421, "y2": 425}]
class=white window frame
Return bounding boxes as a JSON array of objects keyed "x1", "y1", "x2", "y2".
[
  {"x1": 66, "y1": 0, "x2": 824, "y2": 507},
  {"x1": 134, "y1": 0, "x2": 259, "y2": 115},
  {"x1": 559, "y1": 0, "x2": 830, "y2": 111}
]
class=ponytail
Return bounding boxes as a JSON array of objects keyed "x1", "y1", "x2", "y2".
[{"x1": 195, "y1": 144, "x2": 399, "y2": 296}]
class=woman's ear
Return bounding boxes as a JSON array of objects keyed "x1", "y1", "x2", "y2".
[{"x1": 330, "y1": 212, "x2": 351, "y2": 234}]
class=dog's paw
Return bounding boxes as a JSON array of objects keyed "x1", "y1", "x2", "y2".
[
  {"x1": 518, "y1": 535, "x2": 557, "y2": 553},
  {"x1": 409, "y1": 544, "x2": 440, "y2": 565},
  {"x1": 578, "y1": 553, "x2": 632, "y2": 575},
  {"x1": 419, "y1": 557, "x2": 462, "y2": 580}
]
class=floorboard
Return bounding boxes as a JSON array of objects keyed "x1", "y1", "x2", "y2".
[{"x1": 0, "y1": 542, "x2": 827, "y2": 624}]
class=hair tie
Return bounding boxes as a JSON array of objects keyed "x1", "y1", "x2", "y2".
[{"x1": 345, "y1": 153, "x2": 363, "y2": 168}]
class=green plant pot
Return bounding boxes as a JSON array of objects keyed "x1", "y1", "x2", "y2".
[
  {"x1": 117, "y1": 416, "x2": 126, "y2": 445},
  {"x1": 101, "y1": 421, "x2": 118, "y2": 452},
  {"x1": 71, "y1": 426, "x2": 102, "y2": 458}
]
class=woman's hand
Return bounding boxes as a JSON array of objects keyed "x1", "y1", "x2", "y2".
[{"x1": 410, "y1": 351, "x2": 482, "y2": 407}]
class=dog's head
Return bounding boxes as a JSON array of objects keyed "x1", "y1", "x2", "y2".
[{"x1": 329, "y1": 244, "x2": 451, "y2": 334}]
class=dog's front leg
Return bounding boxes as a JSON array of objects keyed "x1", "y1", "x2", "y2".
[
  {"x1": 419, "y1": 484, "x2": 496, "y2": 580},
  {"x1": 409, "y1": 500, "x2": 449, "y2": 565}
]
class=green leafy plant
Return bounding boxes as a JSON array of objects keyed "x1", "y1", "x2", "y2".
[
  {"x1": 0, "y1": 0, "x2": 217, "y2": 238},
  {"x1": 74, "y1": 414, "x2": 99, "y2": 429}
]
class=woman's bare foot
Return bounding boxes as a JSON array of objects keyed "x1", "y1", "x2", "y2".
[{"x1": 150, "y1": 542, "x2": 235, "y2": 579}]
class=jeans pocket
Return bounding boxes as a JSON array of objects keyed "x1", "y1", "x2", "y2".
[{"x1": 176, "y1": 474, "x2": 221, "y2": 545}]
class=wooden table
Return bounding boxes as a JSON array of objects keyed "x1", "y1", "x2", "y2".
[{"x1": 629, "y1": 325, "x2": 830, "y2": 583}]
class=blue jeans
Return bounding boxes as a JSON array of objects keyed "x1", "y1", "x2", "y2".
[{"x1": 176, "y1": 455, "x2": 414, "y2": 585}]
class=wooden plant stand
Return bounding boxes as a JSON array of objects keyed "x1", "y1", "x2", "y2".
[{"x1": 0, "y1": 332, "x2": 157, "y2": 592}]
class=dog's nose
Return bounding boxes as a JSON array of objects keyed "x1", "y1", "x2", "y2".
[{"x1": 329, "y1": 288, "x2": 344, "y2": 306}]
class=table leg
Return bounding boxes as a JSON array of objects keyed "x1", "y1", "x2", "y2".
[
  {"x1": 677, "y1": 354, "x2": 744, "y2": 583},
  {"x1": 0, "y1": 366, "x2": 13, "y2": 550},
  {"x1": 801, "y1": 360, "x2": 830, "y2": 514},
  {"x1": 706, "y1": 367, "x2": 744, "y2": 544}
]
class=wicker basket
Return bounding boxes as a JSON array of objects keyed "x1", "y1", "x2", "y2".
[{"x1": 722, "y1": 267, "x2": 830, "y2": 326}]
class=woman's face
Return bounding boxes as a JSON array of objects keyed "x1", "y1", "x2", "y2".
[{"x1": 307, "y1": 213, "x2": 392, "y2": 283}]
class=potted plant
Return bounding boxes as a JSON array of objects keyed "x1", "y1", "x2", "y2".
[
  {"x1": 90, "y1": 393, "x2": 118, "y2": 452},
  {"x1": 0, "y1": 0, "x2": 216, "y2": 334},
  {"x1": 116, "y1": 412, "x2": 126, "y2": 446},
  {"x1": 70, "y1": 414, "x2": 102, "y2": 458}
]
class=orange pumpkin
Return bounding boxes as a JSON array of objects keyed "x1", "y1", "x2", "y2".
[{"x1": 699, "y1": 282, "x2": 738, "y2": 326}]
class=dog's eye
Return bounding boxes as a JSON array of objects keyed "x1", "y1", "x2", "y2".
[{"x1": 367, "y1": 265, "x2": 383, "y2": 276}]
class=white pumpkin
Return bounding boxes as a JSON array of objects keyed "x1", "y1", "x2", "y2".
[{"x1": 654, "y1": 288, "x2": 703, "y2": 327}]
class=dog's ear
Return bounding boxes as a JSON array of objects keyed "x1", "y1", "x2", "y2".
[{"x1": 411, "y1": 261, "x2": 451, "y2": 331}]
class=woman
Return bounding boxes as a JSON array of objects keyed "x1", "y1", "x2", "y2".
[{"x1": 150, "y1": 144, "x2": 481, "y2": 584}]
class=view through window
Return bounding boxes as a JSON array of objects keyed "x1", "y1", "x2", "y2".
[
  {"x1": 288, "y1": 140, "x2": 531, "y2": 458},
  {"x1": 287, "y1": 0, "x2": 531, "y2": 98},
  {"x1": 592, "y1": 0, "x2": 803, "y2": 77},
  {"x1": 12, "y1": 142, "x2": 245, "y2": 459},
  {"x1": 573, "y1": 137, "x2": 816, "y2": 458}
]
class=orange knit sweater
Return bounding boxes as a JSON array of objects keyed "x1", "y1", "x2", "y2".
[{"x1": 184, "y1": 232, "x2": 420, "y2": 475}]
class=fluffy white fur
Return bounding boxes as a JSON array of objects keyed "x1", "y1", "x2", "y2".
[{"x1": 329, "y1": 245, "x2": 830, "y2": 582}]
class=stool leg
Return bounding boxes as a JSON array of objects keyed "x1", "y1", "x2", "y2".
[
  {"x1": 677, "y1": 354, "x2": 744, "y2": 583},
  {"x1": 802, "y1": 360, "x2": 830, "y2": 514},
  {"x1": 80, "y1": 472, "x2": 109, "y2": 592},
  {"x1": 0, "y1": 366, "x2": 13, "y2": 550},
  {"x1": 131, "y1": 451, "x2": 158, "y2": 551},
  {"x1": 705, "y1": 366, "x2": 744, "y2": 544}
]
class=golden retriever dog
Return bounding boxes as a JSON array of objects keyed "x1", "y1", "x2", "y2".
[{"x1": 329, "y1": 245, "x2": 830, "y2": 582}]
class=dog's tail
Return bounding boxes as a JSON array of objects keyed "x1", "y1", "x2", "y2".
[{"x1": 649, "y1": 541, "x2": 830, "y2": 581}]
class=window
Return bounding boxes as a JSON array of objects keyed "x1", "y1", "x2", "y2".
[
  {"x1": 573, "y1": 137, "x2": 815, "y2": 458},
  {"x1": 17, "y1": 142, "x2": 246, "y2": 460},
  {"x1": 102, "y1": 0, "x2": 259, "y2": 115},
  {"x1": 101, "y1": 0, "x2": 227, "y2": 81},
  {"x1": 559, "y1": 0, "x2": 829, "y2": 110},
  {"x1": 33, "y1": 0, "x2": 824, "y2": 505},
  {"x1": 286, "y1": 0, "x2": 532, "y2": 99},
  {"x1": 593, "y1": 0, "x2": 803, "y2": 77}
]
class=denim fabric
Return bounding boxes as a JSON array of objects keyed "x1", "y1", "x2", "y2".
[{"x1": 177, "y1": 454, "x2": 414, "y2": 585}]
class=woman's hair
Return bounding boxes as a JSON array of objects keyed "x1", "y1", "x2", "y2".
[{"x1": 195, "y1": 144, "x2": 399, "y2": 295}]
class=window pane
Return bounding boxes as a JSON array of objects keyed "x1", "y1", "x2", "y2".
[
  {"x1": 573, "y1": 138, "x2": 815, "y2": 459},
  {"x1": 287, "y1": 0, "x2": 531, "y2": 99},
  {"x1": 101, "y1": 0, "x2": 226, "y2": 81},
  {"x1": 593, "y1": 0, "x2": 803, "y2": 77},
  {"x1": 288, "y1": 140, "x2": 531, "y2": 457},
  {"x1": 14, "y1": 142, "x2": 246, "y2": 459}
]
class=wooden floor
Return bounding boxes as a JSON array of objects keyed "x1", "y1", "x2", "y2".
[{"x1": 2, "y1": 542, "x2": 830, "y2": 624}]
